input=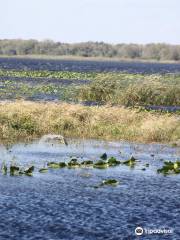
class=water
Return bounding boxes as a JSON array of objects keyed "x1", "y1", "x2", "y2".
[
  {"x1": 0, "y1": 139, "x2": 179, "y2": 240},
  {"x1": 0, "y1": 58, "x2": 180, "y2": 74}
]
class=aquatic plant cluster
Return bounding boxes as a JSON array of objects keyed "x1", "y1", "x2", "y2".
[
  {"x1": 0, "y1": 153, "x2": 137, "y2": 187},
  {"x1": 157, "y1": 161, "x2": 180, "y2": 175},
  {"x1": 0, "y1": 69, "x2": 180, "y2": 106},
  {"x1": 0, "y1": 69, "x2": 96, "y2": 80},
  {"x1": 1, "y1": 153, "x2": 179, "y2": 191},
  {"x1": 1, "y1": 163, "x2": 34, "y2": 176}
]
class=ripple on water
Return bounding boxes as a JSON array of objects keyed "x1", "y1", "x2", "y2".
[{"x1": 0, "y1": 139, "x2": 179, "y2": 240}]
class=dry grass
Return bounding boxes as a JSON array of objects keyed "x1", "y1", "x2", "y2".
[{"x1": 0, "y1": 101, "x2": 179, "y2": 144}]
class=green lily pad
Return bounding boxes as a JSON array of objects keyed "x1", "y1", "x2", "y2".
[
  {"x1": 10, "y1": 165, "x2": 20, "y2": 176},
  {"x1": 123, "y1": 156, "x2": 136, "y2": 167},
  {"x1": 59, "y1": 162, "x2": 67, "y2": 168},
  {"x1": 102, "y1": 179, "x2": 119, "y2": 186},
  {"x1": 108, "y1": 157, "x2": 121, "y2": 166},
  {"x1": 47, "y1": 162, "x2": 60, "y2": 168},
  {"x1": 93, "y1": 160, "x2": 109, "y2": 169},
  {"x1": 81, "y1": 160, "x2": 94, "y2": 166},
  {"x1": 68, "y1": 159, "x2": 81, "y2": 168},
  {"x1": 39, "y1": 168, "x2": 48, "y2": 173}
]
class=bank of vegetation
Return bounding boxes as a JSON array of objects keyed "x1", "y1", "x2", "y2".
[{"x1": 0, "y1": 101, "x2": 179, "y2": 144}]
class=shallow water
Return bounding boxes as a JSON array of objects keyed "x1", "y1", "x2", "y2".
[{"x1": 0, "y1": 139, "x2": 180, "y2": 240}]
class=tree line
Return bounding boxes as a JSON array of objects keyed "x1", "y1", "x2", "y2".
[{"x1": 0, "y1": 39, "x2": 180, "y2": 61}]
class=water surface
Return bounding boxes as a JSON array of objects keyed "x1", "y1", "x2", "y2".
[
  {"x1": 0, "y1": 139, "x2": 179, "y2": 240},
  {"x1": 0, "y1": 58, "x2": 180, "y2": 74}
]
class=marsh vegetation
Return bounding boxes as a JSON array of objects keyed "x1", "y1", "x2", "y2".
[
  {"x1": 0, "y1": 101, "x2": 179, "y2": 144},
  {"x1": 0, "y1": 69, "x2": 180, "y2": 106}
]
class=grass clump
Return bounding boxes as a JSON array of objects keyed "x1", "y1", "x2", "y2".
[
  {"x1": 77, "y1": 73, "x2": 180, "y2": 106},
  {"x1": 0, "y1": 101, "x2": 179, "y2": 144}
]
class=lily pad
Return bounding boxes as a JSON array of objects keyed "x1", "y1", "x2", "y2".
[
  {"x1": 47, "y1": 162, "x2": 60, "y2": 169},
  {"x1": 68, "y1": 159, "x2": 81, "y2": 168},
  {"x1": 157, "y1": 161, "x2": 180, "y2": 175},
  {"x1": 39, "y1": 168, "x2": 48, "y2": 173},
  {"x1": 59, "y1": 162, "x2": 67, "y2": 168},
  {"x1": 123, "y1": 156, "x2": 137, "y2": 167},
  {"x1": 93, "y1": 160, "x2": 109, "y2": 169},
  {"x1": 24, "y1": 166, "x2": 34, "y2": 176},
  {"x1": 108, "y1": 157, "x2": 121, "y2": 166},
  {"x1": 81, "y1": 160, "x2": 94, "y2": 166},
  {"x1": 102, "y1": 179, "x2": 119, "y2": 186},
  {"x1": 10, "y1": 166, "x2": 20, "y2": 176}
]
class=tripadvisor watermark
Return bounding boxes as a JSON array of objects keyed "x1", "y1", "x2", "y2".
[{"x1": 135, "y1": 226, "x2": 173, "y2": 236}]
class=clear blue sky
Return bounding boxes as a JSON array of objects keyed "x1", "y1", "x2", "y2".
[{"x1": 0, "y1": 0, "x2": 179, "y2": 44}]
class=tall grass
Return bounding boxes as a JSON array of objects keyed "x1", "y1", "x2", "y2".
[
  {"x1": 77, "y1": 75, "x2": 180, "y2": 106},
  {"x1": 1, "y1": 70, "x2": 180, "y2": 105},
  {"x1": 0, "y1": 101, "x2": 179, "y2": 144}
]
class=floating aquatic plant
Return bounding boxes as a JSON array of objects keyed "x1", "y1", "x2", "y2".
[
  {"x1": 107, "y1": 157, "x2": 121, "y2": 166},
  {"x1": 39, "y1": 168, "x2": 48, "y2": 173},
  {"x1": 81, "y1": 160, "x2": 94, "y2": 167},
  {"x1": 68, "y1": 159, "x2": 81, "y2": 168},
  {"x1": 59, "y1": 162, "x2": 67, "y2": 168},
  {"x1": 123, "y1": 156, "x2": 137, "y2": 167},
  {"x1": 157, "y1": 161, "x2": 180, "y2": 175},
  {"x1": 24, "y1": 166, "x2": 34, "y2": 176},
  {"x1": 47, "y1": 162, "x2": 60, "y2": 169},
  {"x1": 10, "y1": 165, "x2": 20, "y2": 176},
  {"x1": 102, "y1": 179, "x2": 119, "y2": 186},
  {"x1": 93, "y1": 160, "x2": 109, "y2": 169}
]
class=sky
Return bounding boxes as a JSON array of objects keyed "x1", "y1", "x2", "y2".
[{"x1": 0, "y1": 0, "x2": 179, "y2": 44}]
